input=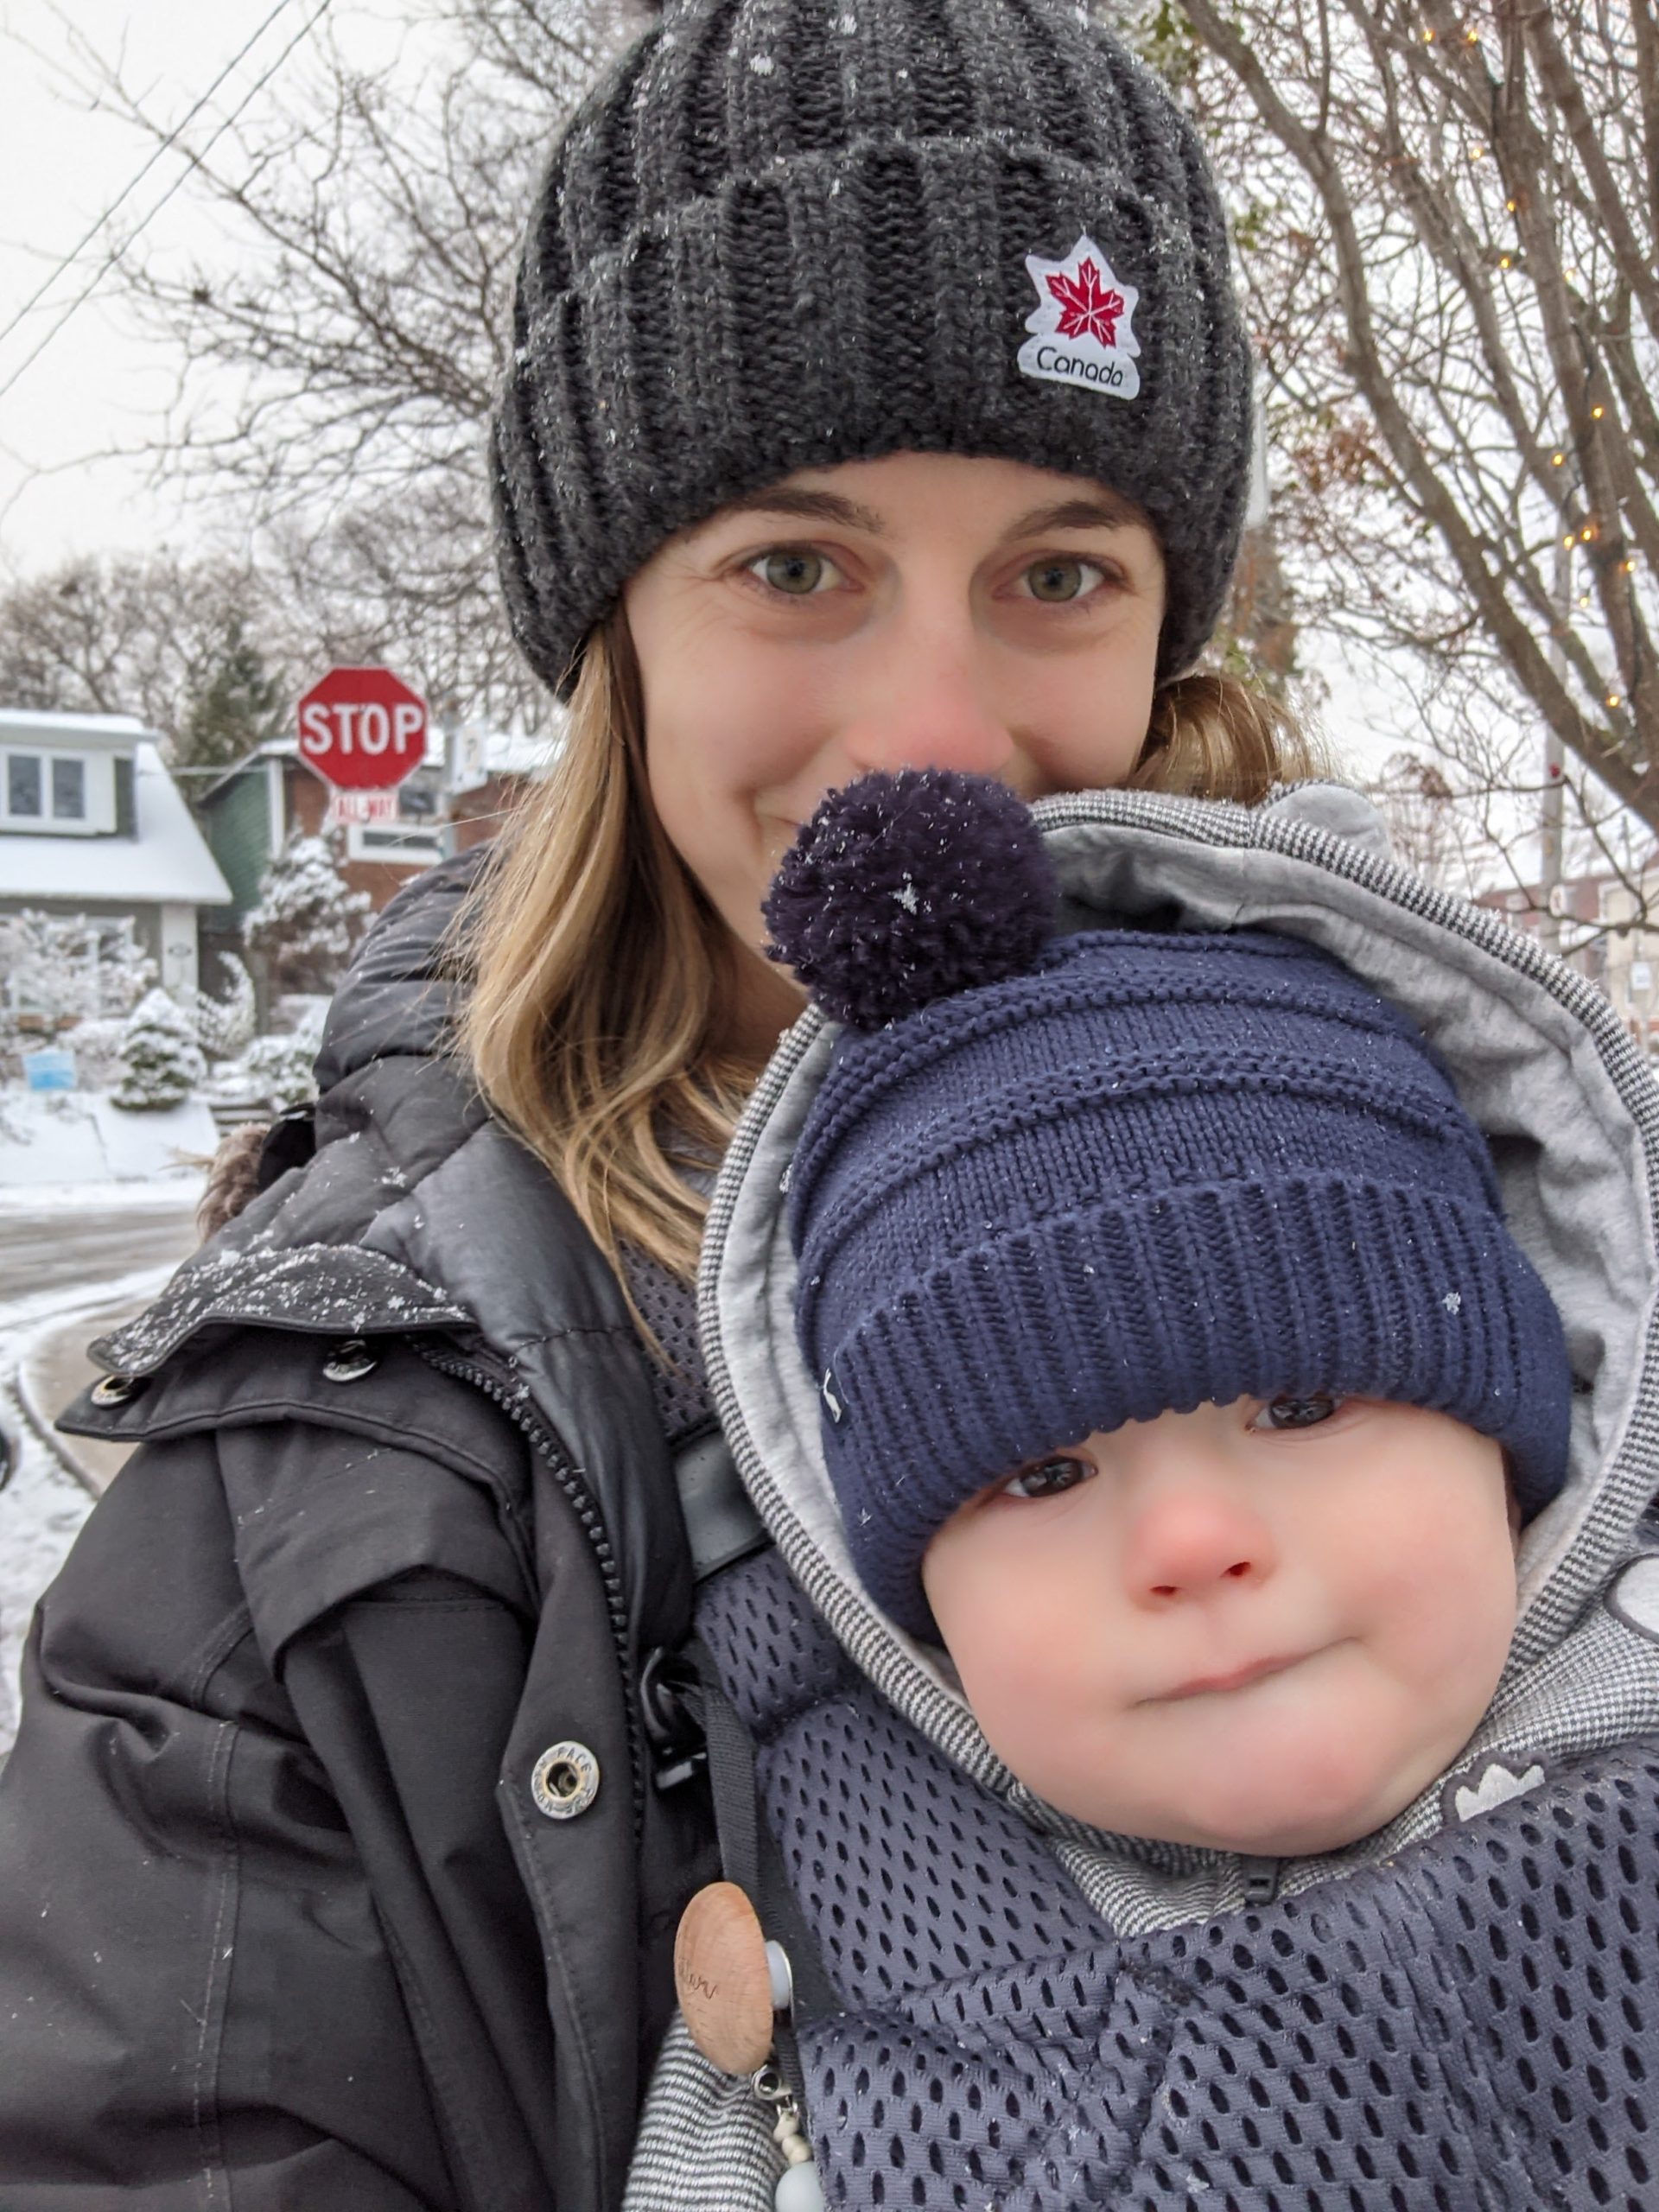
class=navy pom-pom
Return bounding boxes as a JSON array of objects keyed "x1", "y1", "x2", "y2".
[{"x1": 763, "y1": 771, "x2": 1058, "y2": 1028}]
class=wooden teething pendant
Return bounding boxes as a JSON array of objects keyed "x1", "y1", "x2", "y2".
[
  {"x1": 674, "y1": 1880, "x2": 777, "y2": 2075},
  {"x1": 675, "y1": 1882, "x2": 825, "y2": 2209}
]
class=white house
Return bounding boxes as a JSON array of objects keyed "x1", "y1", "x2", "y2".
[{"x1": 0, "y1": 709, "x2": 232, "y2": 995}]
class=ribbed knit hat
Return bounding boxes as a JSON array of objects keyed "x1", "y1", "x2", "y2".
[
  {"x1": 492, "y1": 0, "x2": 1252, "y2": 696},
  {"x1": 766, "y1": 772, "x2": 1573, "y2": 1637}
]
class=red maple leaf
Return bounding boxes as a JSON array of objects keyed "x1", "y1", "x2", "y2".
[{"x1": 1046, "y1": 257, "x2": 1124, "y2": 346}]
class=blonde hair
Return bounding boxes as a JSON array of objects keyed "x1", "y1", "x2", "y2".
[{"x1": 462, "y1": 609, "x2": 1324, "y2": 1294}]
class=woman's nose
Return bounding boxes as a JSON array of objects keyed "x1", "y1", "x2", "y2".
[
  {"x1": 839, "y1": 612, "x2": 1014, "y2": 780},
  {"x1": 1120, "y1": 1486, "x2": 1279, "y2": 1609}
]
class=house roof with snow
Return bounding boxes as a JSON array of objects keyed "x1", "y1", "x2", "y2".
[
  {"x1": 0, "y1": 715, "x2": 232, "y2": 907},
  {"x1": 0, "y1": 707, "x2": 151, "y2": 751},
  {"x1": 446, "y1": 718, "x2": 563, "y2": 792}
]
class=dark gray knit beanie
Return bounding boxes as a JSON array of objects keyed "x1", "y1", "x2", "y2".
[{"x1": 492, "y1": 0, "x2": 1253, "y2": 697}]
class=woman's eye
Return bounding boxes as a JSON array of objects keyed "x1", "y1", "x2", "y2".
[
  {"x1": 747, "y1": 547, "x2": 840, "y2": 596},
  {"x1": 1020, "y1": 556, "x2": 1106, "y2": 604},
  {"x1": 1001, "y1": 1454, "x2": 1094, "y2": 1500},
  {"x1": 1252, "y1": 1393, "x2": 1343, "y2": 1432}
]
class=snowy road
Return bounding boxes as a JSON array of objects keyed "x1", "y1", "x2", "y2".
[{"x1": 1, "y1": 1188, "x2": 198, "y2": 1299}]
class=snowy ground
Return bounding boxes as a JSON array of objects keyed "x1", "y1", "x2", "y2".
[
  {"x1": 0, "y1": 1389, "x2": 94, "y2": 1755},
  {"x1": 0, "y1": 1248, "x2": 191, "y2": 1758},
  {"x1": 0, "y1": 1088, "x2": 218, "y2": 1189}
]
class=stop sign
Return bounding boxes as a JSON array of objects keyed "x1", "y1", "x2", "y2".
[{"x1": 296, "y1": 666, "x2": 428, "y2": 791}]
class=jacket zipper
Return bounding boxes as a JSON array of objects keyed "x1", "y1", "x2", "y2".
[{"x1": 414, "y1": 1340, "x2": 647, "y2": 1834}]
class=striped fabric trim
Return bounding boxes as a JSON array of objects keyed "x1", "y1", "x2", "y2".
[{"x1": 624, "y1": 2017, "x2": 782, "y2": 2212}]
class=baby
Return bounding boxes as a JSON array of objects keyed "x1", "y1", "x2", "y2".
[
  {"x1": 632, "y1": 770, "x2": 1659, "y2": 2212},
  {"x1": 774, "y1": 770, "x2": 1569, "y2": 1867}
]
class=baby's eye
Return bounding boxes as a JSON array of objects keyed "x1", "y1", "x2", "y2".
[
  {"x1": 1018, "y1": 556, "x2": 1108, "y2": 604},
  {"x1": 1251, "y1": 1393, "x2": 1343, "y2": 1432},
  {"x1": 746, "y1": 547, "x2": 842, "y2": 596},
  {"x1": 1001, "y1": 1452, "x2": 1094, "y2": 1500}
]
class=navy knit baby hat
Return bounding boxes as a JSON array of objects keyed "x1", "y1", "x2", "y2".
[
  {"x1": 766, "y1": 772, "x2": 1573, "y2": 1638},
  {"x1": 491, "y1": 0, "x2": 1252, "y2": 696}
]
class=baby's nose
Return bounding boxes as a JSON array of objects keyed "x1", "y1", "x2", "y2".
[{"x1": 1122, "y1": 1489, "x2": 1278, "y2": 1608}]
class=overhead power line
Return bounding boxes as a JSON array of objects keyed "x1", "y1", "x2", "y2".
[
  {"x1": 0, "y1": 0, "x2": 332, "y2": 408},
  {"x1": 0, "y1": 0, "x2": 302, "y2": 359}
]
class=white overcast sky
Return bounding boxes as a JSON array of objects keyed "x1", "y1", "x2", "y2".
[{"x1": 0, "y1": 0, "x2": 418, "y2": 579}]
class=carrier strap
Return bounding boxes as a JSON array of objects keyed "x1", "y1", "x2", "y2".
[
  {"x1": 674, "y1": 1427, "x2": 770, "y2": 1584},
  {"x1": 684, "y1": 1631, "x2": 840, "y2": 2031}
]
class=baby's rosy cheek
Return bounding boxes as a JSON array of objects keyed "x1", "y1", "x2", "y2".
[{"x1": 988, "y1": 1616, "x2": 1095, "y2": 1716}]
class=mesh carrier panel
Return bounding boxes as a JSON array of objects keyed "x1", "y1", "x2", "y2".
[
  {"x1": 620, "y1": 1238, "x2": 711, "y2": 1444},
  {"x1": 700, "y1": 1561, "x2": 1659, "y2": 2209},
  {"x1": 699, "y1": 1549, "x2": 1108, "y2": 1998}
]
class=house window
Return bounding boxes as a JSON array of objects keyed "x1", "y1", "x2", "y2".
[
  {"x1": 346, "y1": 820, "x2": 445, "y2": 866},
  {"x1": 51, "y1": 757, "x2": 86, "y2": 820},
  {"x1": 2, "y1": 750, "x2": 92, "y2": 827},
  {"x1": 7, "y1": 753, "x2": 41, "y2": 818}
]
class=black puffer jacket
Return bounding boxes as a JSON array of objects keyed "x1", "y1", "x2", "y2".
[{"x1": 0, "y1": 852, "x2": 718, "y2": 2211}]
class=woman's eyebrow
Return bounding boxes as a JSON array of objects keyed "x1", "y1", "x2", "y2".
[
  {"x1": 714, "y1": 487, "x2": 888, "y2": 533},
  {"x1": 1001, "y1": 494, "x2": 1145, "y2": 539},
  {"x1": 700, "y1": 486, "x2": 1145, "y2": 541}
]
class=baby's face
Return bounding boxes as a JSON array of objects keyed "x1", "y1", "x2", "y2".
[{"x1": 920, "y1": 1395, "x2": 1518, "y2": 1857}]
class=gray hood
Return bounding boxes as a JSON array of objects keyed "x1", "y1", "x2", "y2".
[{"x1": 699, "y1": 783, "x2": 1659, "y2": 1926}]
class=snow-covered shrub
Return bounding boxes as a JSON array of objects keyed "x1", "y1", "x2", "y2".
[
  {"x1": 240, "y1": 1017, "x2": 325, "y2": 1111},
  {"x1": 187, "y1": 951, "x2": 257, "y2": 1061},
  {"x1": 0, "y1": 912, "x2": 156, "y2": 1081},
  {"x1": 245, "y1": 833, "x2": 370, "y2": 994},
  {"x1": 61, "y1": 1016, "x2": 127, "y2": 1091},
  {"x1": 211, "y1": 999, "x2": 328, "y2": 1114},
  {"x1": 111, "y1": 989, "x2": 207, "y2": 1111}
]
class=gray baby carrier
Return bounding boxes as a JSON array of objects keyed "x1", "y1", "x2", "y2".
[
  {"x1": 687, "y1": 1540, "x2": 1659, "y2": 2210},
  {"x1": 630, "y1": 785, "x2": 1659, "y2": 2212}
]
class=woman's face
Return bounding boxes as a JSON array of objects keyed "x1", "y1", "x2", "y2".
[{"x1": 624, "y1": 450, "x2": 1166, "y2": 960}]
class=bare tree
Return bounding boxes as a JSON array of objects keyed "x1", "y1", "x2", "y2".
[
  {"x1": 1105, "y1": 0, "x2": 1658, "y2": 834},
  {"x1": 1366, "y1": 748, "x2": 1463, "y2": 887},
  {"x1": 67, "y1": 1, "x2": 645, "y2": 731},
  {"x1": 0, "y1": 551, "x2": 278, "y2": 745}
]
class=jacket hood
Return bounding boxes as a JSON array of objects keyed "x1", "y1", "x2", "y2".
[{"x1": 701, "y1": 783, "x2": 1659, "y2": 1906}]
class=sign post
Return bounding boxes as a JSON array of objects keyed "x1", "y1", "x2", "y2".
[{"x1": 296, "y1": 666, "x2": 429, "y2": 822}]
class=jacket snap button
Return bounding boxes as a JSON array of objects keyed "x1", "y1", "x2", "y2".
[
  {"x1": 322, "y1": 1338, "x2": 378, "y2": 1383},
  {"x1": 531, "y1": 1741, "x2": 600, "y2": 1821},
  {"x1": 91, "y1": 1372, "x2": 143, "y2": 1407}
]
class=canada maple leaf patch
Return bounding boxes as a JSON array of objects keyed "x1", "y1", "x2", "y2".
[
  {"x1": 1046, "y1": 257, "x2": 1125, "y2": 346},
  {"x1": 1018, "y1": 233, "x2": 1141, "y2": 401}
]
